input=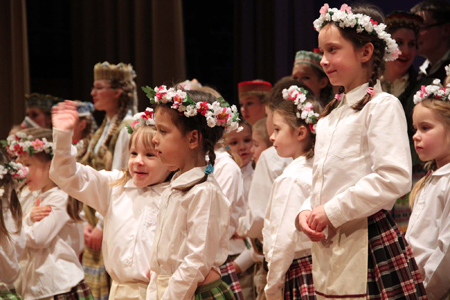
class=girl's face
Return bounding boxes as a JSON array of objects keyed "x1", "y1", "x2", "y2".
[
  {"x1": 226, "y1": 124, "x2": 253, "y2": 166},
  {"x1": 18, "y1": 154, "x2": 53, "y2": 192},
  {"x1": 239, "y1": 95, "x2": 266, "y2": 126},
  {"x1": 91, "y1": 79, "x2": 121, "y2": 113},
  {"x1": 270, "y1": 112, "x2": 302, "y2": 159},
  {"x1": 292, "y1": 63, "x2": 328, "y2": 98},
  {"x1": 251, "y1": 131, "x2": 269, "y2": 164},
  {"x1": 386, "y1": 28, "x2": 416, "y2": 77},
  {"x1": 413, "y1": 103, "x2": 450, "y2": 168},
  {"x1": 26, "y1": 107, "x2": 51, "y2": 128},
  {"x1": 128, "y1": 137, "x2": 171, "y2": 188},
  {"x1": 319, "y1": 24, "x2": 368, "y2": 92},
  {"x1": 152, "y1": 109, "x2": 190, "y2": 170}
]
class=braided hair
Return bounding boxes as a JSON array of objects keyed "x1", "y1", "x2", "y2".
[{"x1": 321, "y1": 4, "x2": 386, "y2": 118}]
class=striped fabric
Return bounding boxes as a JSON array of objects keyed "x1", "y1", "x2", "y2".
[
  {"x1": 284, "y1": 256, "x2": 316, "y2": 300},
  {"x1": 0, "y1": 287, "x2": 22, "y2": 300},
  {"x1": 82, "y1": 247, "x2": 110, "y2": 300},
  {"x1": 53, "y1": 280, "x2": 94, "y2": 300},
  {"x1": 220, "y1": 256, "x2": 244, "y2": 300},
  {"x1": 195, "y1": 279, "x2": 236, "y2": 300}
]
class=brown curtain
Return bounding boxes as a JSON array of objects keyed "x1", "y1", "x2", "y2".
[
  {"x1": 0, "y1": 0, "x2": 30, "y2": 139},
  {"x1": 71, "y1": 0, "x2": 186, "y2": 112}
]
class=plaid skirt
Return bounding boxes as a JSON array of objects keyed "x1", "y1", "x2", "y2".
[
  {"x1": 0, "y1": 287, "x2": 22, "y2": 300},
  {"x1": 367, "y1": 210, "x2": 427, "y2": 300},
  {"x1": 195, "y1": 279, "x2": 236, "y2": 300},
  {"x1": 220, "y1": 256, "x2": 244, "y2": 300},
  {"x1": 284, "y1": 256, "x2": 316, "y2": 300},
  {"x1": 82, "y1": 247, "x2": 110, "y2": 300},
  {"x1": 53, "y1": 280, "x2": 94, "y2": 300}
]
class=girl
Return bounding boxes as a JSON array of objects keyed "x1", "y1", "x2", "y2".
[
  {"x1": 6, "y1": 128, "x2": 93, "y2": 300},
  {"x1": 297, "y1": 4, "x2": 427, "y2": 300},
  {"x1": 50, "y1": 102, "x2": 174, "y2": 299},
  {"x1": 0, "y1": 148, "x2": 26, "y2": 300},
  {"x1": 405, "y1": 79, "x2": 450, "y2": 300},
  {"x1": 263, "y1": 85, "x2": 319, "y2": 300},
  {"x1": 238, "y1": 80, "x2": 272, "y2": 126},
  {"x1": 292, "y1": 50, "x2": 332, "y2": 107},
  {"x1": 143, "y1": 85, "x2": 240, "y2": 300},
  {"x1": 250, "y1": 118, "x2": 271, "y2": 164}
]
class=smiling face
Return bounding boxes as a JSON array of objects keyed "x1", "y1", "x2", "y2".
[
  {"x1": 226, "y1": 124, "x2": 253, "y2": 166},
  {"x1": 17, "y1": 153, "x2": 53, "y2": 192},
  {"x1": 385, "y1": 28, "x2": 416, "y2": 77},
  {"x1": 239, "y1": 94, "x2": 266, "y2": 126},
  {"x1": 413, "y1": 102, "x2": 450, "y2": 168}
]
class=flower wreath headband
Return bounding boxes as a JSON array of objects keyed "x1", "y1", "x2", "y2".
[
  {"x1": 2, "y1": 132, "x2": 53, "y2": 157},
  {"x1": 282, "y1": 85, "x2": 320, "y2": 134},
  {"x1": 0, "y1": 162, "x2": 28, "y2": 182},
  {"x1": 314, "y1": 4, "x2": 400, "y2": 62},
  {"x1": 141, "y1": 85, "x2": 241, "y2": 133},
  {"x1": 127, "y1": 108, "x2": 155, "y2": 134}
]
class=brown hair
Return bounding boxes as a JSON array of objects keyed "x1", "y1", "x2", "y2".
[
  {"x1": 409, "y1": 99, "x2": 450, "y2": 207},
  {"x1": 265, "y1": 78, "x2": 304, "y2": 111},
  {"x1": 0, "y1": 148, "x2": 22, "y2": 240},
  {"x1": 321, "y1": 4, "x2": 386, "y2": 118},
  {"x1": 252, "y1": 117, "x2": 271, "y2": 147},
  {"x1": 411, "y1": 0, "x2": 450, "y2": 24},
  {"x1": 271, "y1": 83, "x2": 321, "y2": 159}
]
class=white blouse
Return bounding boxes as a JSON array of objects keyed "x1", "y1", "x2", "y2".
[
  {"x1": 148, "y1": 167, "x2": 231, "y2": 300},
  {"x1": 237, "y1": 146, "x2": 292, "y2": 239},
  {"x1": 21, "y1": 187, "x2": 85, "y2": 300},
  {"x1": 406, "y1": 163, "x2": 450, "y2": 300},
  {"x1": 263, "y1": 156, "x2": 313, "y2": 300},
  {"x1": 50, "y1": 128, "x2": 167, "y2": 284},
  {"x1": 301, "y1": 82, "x2": 412, "y2": 228},
  {"x1": 214, "y1": 148, "x2": 245, "y2": 255},
  {"x1": 241, "y1": 162, "x2": 254, "y2": 208},
  {"x1": 0, "y1": 198, "x2": 26, "y2": 288}
]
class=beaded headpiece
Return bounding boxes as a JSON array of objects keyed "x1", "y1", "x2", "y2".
[
  {"x1": 142, "y1": 85, "x2": 241, "y2": 133},
  {"x1": 94, "y1": 62, "x2": 135, "y2": 82},
  {"x1": 282, "y1": 85, "x2": 319, "y2": 133},
  {"x1": 0, "y1": 162, "x2": 28, "y2": 182},
  {"x1": 3, "y1": 132, "x2": 53, "y2": 157},
  {"x1": 238, "y1": 80, "x2": 272, "y2": 97},
  {"x1": 314, "y1": 4, "x2": 400, "y2": 61},
  {"x1": 126, "y1": 108, "x2": 155, "y2": 134},
  {"x1": 25, "y1": 93, "x2": 63, "y2": 112},
  {"x1": 294, "y1": 50, "x2": 325, "y2": 74},
  {"x1": 385, "y1": 11, "x2": 423, "y2": 36}
]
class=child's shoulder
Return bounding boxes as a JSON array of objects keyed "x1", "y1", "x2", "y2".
[
  {"x1": 367, "y1": 91, "x2": 402, "y2": 108},
  {"x1": 40, "y1": 187, "x2": 69, "y2": 206}
]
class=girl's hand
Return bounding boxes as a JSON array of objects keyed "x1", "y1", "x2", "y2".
[
  {"x1": 30, "y1": 198, "x2": 52, "y2": 223},
  {"x1": 83, "y1": 224, "x2": 93, "y2": 248},
  {"x1": 51, "y1": 100, "x2": 79, "y2": 131},
  {"x1": 90, "y1": 227, "x2": 103, "y2": 251},
  {"x1": 308, "y1": 205, "x2": 331, "y2": 233},
  {"x1": 298, "y1": 210, "x2": 326, "y2": 241}
]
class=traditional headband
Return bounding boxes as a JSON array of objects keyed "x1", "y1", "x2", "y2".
[
  {"x1": 282, "y1": 85, "x2": 319, "y2": 133},
  {"x1": 294, "y1": 50, "x2": 325, "y2": 74},
  {"x1": 76, "y1": 101, "x2": 95, "y2": 117},
  {"x1": 314, "y1": 4, "x2": 400, "y2": 61},
  {"x1": 127, "y1": 108, "x2": 155, "y2": 134},
  {"x1": 0, "y1": 162, "x2": 28, "y2": 182},
  {"x1": 385, "y1": 11, "x2": 423, "y2": 36},
  {"x1": 238, "y1": 80, "x2": 272, "y2": 97},
  {"x1": 142, "y1": 85, "x2": 241, "y2": 133},
  {"x1": 25, "y1": 93, "x2": 63, "y2": 112},
  {"x1": 3, "y1": 132, "x2": 53, "y2": 157},
  {"x1": 413, "y1": 79, "x2": 450, "y2": 104},
  {"x1": 93, "y1": 61, "x2": 135, "y2": 82}
]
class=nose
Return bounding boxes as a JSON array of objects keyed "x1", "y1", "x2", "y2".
[
  {"x1": 412, "y1": 130, "x2": 420, "y2": 142},
  {"x1": 320, "y1": 55, "x2": 329, "y2": 67},
  {"x1": 152, "y1": 134, "x2": 159, "y2": 145},
  {"x1": 269, "y1": 132, "x2": 275, "y2": 143},
  {"x1": 91, "y1": 88, "x2": 96, "y2": 97}
]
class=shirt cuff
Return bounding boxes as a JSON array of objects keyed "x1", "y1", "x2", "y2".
[
  {"x1": 233, "y1": 249, "x2": 254, "y2": 272},
  {"x1": 53, "y1": 128, "x2": 74, "y2": 151},
  {"x1": 324, "y1": 199, "x2": 346, "y2": 228}
]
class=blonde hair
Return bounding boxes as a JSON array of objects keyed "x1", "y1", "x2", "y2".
[
  {"x1": 409, "y1": 99, "x2": 450, "y2": 208},
  {"x1": 252, "y1": 117, "x2": 271, "y2": 147}
]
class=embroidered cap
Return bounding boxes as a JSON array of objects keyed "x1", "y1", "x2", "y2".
[
  {"x1": 25, "y1": 93, "x2": 63, "y2": 113},
  {"x1": 238, "y1": 80, "x2": 272, "y2": 97},
  {"x1": 294, "y1": 50, "x2": 325, "y2": 74}
]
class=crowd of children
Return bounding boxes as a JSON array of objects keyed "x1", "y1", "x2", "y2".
[{"x1": 2, "y1": 1, "x2": 450, "y2": 300}]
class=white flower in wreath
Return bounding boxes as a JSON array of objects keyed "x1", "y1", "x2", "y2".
[
  {"x1": 206, "y1": 116, "x2": 216, "y2": 128},
  {"x1": 184, "y1": 105, "x2": 197, "y2": 117}
]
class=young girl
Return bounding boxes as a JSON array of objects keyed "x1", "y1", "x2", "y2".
[
  {"x1": 143, "y1": 85, "x2": 239, "y2": 299},
  {"x1": 50, "y1": 102, "x2": 174, "y2": 299},
  {"x1": 0, "y1": 148, "x2": 26, "y2": 299},
  {"x1": 297, "y1": 4, "x2": 427, "y2": 300},
  {"x1": 263, "y1": 85, "x2": 319, "y2": 300},
  {"x1": 6, "y1": 128, "x2": 93, "y2": 300},
  {"x1": 250, "y1": 118, "x2": 271, "y2": 164},
  {"x1": 405, "y1": 79, "x2": 450, "y2": 300},
  {"x1": 292, "y1": 50, "x2": 332, "y2": 107}
]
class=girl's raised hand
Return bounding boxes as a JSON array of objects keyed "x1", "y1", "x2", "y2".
[
  {"x1": 298, "y1": 210, "x2": 326, "y2": 242},
  {"x1": 51, "y1": 100, "x2": 79, "y2": 131}
]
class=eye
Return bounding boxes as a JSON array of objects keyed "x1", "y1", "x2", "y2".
[
  {"x1": 146, "y1": 152, "x2": 155, "y2": 157},
  {"x1": 408, "y1": 41, "x2": 416, "y2": 48},
  {"x1": 130, "y1": 151, "x2": 137, "y2": 156},
  {"x1": 244, "y1": 138, "x2": 252, "y2": 143},
  {"x1": 159, "y1": 128, "x2": 166, "y2": 134},
  {"x1": 229, "y1": 141, "x2": 238, "y2": 146},
  {"x1": 329, "y1": 46, "x2": 336, "y2": 53}
]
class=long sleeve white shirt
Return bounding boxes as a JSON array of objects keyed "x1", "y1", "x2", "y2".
[
  {"x1": 237, "y1": 146, "x2": 292, "y2": 239},
  {"x1": 301, "y1": 82, "x2": 412, "y2": 228},
  {"x1": 0, "y1": 198, "x2": 26, "y2": 288},
  {"x1": 50, "y1": 128, "x2": 167, "y2": 284},
  {"x1": 263, "y1": 156, "x2": 313, "y2": 300},
  {"x1": 214, "y1": 148, "x2": 246, "y2": 255},
  {"x1": 21, "y1": 187, "x2": 85, "y2": 300},
  {"x1": 147, "y1": 167, "x2": 230, "y2": 300},
  {"x1": 241, "y1": 162, "x2": 254, "y2": 209},
  {"x1": 406, "y1": 163, "x2": 450, "y2": 300}
]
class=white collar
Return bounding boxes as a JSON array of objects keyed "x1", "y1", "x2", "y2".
[
  {"x1": 342, "y1": 81, "x2": 383, "y2": 106},
  {"x1": 170, "y1": 167, "x2": 207, "y2": 190},
  {"x1": 431, "y1": 162, "x2": 450, "y2": 177}
]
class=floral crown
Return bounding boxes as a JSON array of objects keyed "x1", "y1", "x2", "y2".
[
  {"x1": 314, "y1": 4, "x2": 400, "y2": 61},
  {"x1": 282, "y1": 85, "x2": 320, "y2": 134},
  {"x1": 2, "y1": 132, "x2": 53, "y2": 157},
  {"x1": 126, "y1": 108, "x2": 156, "y2": 134},
  {"x1": 413, "y1": 79, "x2": 450, "y2": 104},
  {"x1": 142, "y1": 85, "x2": 241, "y2": 133},
  {"x1": 0, "y1": 162, "x2": 28, "y2": 182}
]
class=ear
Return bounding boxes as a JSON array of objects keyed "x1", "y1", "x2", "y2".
[
  {"x1": 360, "y1": 42, "x2": 374, "y2": 63},
  {"x1": 113, "y1": 88, "x2": 123, "y2": 100},
  {"x1": 318, "y1": 76, "x2": 329, "y2": 89},
  {"x1": 187, "y1": 130, "x2": 200, "y2": 150},
  {"x1": 297, "y1": 125, "x2": 308, "y2": 142},
  {"x1": 168, "y1": 165, "x2": 179, "y2": 172}
]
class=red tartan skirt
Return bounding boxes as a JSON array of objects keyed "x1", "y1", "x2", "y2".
[
  {"x1": 219, "y1": 256, "x2": 244, "y2": 300},
  {"x1": 285, "y1": 255, "x2": 316, "y2": 300}
]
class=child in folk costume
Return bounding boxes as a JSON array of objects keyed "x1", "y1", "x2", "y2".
[
  {"x1": 0, "y1": 148, "x2": 27, "y2": 300},
  {"x1": 144, "y1": 86, "x2": 239, "y2": 300},
  {"x1": 263, "y1": 85, "x2": 319, "y2": 300},
  {"x1": 406, "y1": 79, "x2": 450, "y2": 300},
  {"x1": 6, "y1": 128, "x2": 93, "y2": 300},
  {"x1": 297, "y1": 4, "x2": 427, "y2": 300},
  {"x1": 238, "y1": 80, "x2": 272, "y2": 126},
  {"x1": 50, "y1": 101, "x2": 174, "y2": 299}
]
